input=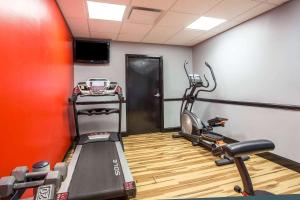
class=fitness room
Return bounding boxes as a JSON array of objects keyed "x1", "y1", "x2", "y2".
[{"x1": 1, "y1": 0, "x2": 300, "y2": 199}]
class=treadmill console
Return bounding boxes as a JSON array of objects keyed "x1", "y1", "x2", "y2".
[{"x1": 74, "y1": 78, "x2": 122, "y2": 96}]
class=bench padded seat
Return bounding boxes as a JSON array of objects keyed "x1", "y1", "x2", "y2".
[{"x1": 223, "y1": 140, "x2": 275, "y2": 157}]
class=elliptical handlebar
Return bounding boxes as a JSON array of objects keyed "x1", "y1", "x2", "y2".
[
  {"x1": 181, "y1": 60, "x2": 217, "y2": 113},
  {"x1": 191, "y1": 62, "x2": 216, "y2": 110},
  {"x1": 183, "y1": 60, "x2": 192, "y2": 88},
  {"x1": 203, "y1": 62, "x2": 217, "y2": 92},
  {"x1": 201, "y1": 74, "x2": 209, "y2": 88},
  {"x1": 183, "y1": 60, "x2": 217, "y2": 96},
  {"x1": 194, "y1": 62, "x2": 217, "y2": 97}
]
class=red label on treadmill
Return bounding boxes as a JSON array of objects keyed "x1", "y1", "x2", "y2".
[
  {"x1": 124, "y1": 181, "x2": 135, "y2": 190},
  {"x1": 242, "y1": 192, "x2": 249, "y2": 197},
  {"x1": 56, "y1": 192, "x2": 68, "y2": 200}
]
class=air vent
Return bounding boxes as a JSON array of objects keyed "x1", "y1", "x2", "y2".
[{"x1": 127, "y1": 7, "x2": 162, "y2": 25}]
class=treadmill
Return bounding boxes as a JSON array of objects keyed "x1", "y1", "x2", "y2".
[{"x1": 59, "y1": 80, "x2": 136, "y2": 200}]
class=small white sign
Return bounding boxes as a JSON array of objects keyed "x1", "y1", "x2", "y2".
[{"x1": 88, "y1": 134, "x2": 110, "y2": 140}]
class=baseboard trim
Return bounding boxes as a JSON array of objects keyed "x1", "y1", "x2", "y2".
[
  {"x1": 123, "y1": 128, "x2": 180, "y2": 134},
  {"x1": 163, "y1": 127, "x2": 180, "y2": 132},
  {"x1": 121, "y1": 131, "x2": 130, "y2": 137},
  {"x1": 257, "y1": 152, "x2": 300, "y2": 173},
  {"x1": 121, "y1": 126, "x2": 180, "y2": 134}
]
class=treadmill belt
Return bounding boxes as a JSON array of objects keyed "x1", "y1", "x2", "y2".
[{"x1": 69, "y1": 142, "x2": 125, "y2": 200}]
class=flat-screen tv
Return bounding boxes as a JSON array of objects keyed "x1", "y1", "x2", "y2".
[{"x1": 74, "y1": 39, "x2": 110, "y2": 64}]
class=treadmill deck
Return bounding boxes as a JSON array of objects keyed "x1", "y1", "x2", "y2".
[{"x1": 68, "y1": 142, "x2": 125, "y2": 200}]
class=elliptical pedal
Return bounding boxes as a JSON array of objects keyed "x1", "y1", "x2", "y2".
[
  {"x1": 192, "y1": 141, "x2": 199, "y2": 146},
  {"x1": 202, "y1": 132, "x2": 224, "y2": 142},
  {"x1": 172, "y1": 133, "x2": 182, "y2": 138}
]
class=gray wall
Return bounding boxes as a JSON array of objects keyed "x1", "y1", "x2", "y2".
[
  {"x1": 74, "y1": 41, "x2": 192, "y2": 133},
  {"x1": 192, "y1": 0, "x2": 300, "y2": 162}
]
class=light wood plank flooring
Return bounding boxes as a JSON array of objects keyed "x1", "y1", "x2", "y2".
[{"x1": 123, "y1": 132, "x2": 300, "y2": 200}]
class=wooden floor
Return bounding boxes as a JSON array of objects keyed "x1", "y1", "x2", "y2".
[{"x1": 123, "y1": 132, "x2": 300, "y2": 200}]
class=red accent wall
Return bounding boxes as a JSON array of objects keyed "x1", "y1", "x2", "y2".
[{"x1": 0, "y1": 0, "x2": 73, "y2": 176}]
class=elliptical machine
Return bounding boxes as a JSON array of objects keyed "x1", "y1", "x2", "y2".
[{"x1": 172, "y1": 61, "x2": 249, "y2": 166}]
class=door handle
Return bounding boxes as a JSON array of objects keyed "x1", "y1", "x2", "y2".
[{"x1": 154, "y1": 92, "x2": 160, "y2": 98}]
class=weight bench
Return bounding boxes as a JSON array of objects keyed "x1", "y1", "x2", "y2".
[{"x1": 223, "y1": 139, "x2": 275, "y2": 196}]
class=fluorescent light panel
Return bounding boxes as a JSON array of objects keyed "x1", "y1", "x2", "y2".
[
  {"x1": 187, "y1": 16, "x2": 226, "y2": 30},
  {"x1": 87, "y1": 1, "x2": 126, "y2": 21}
]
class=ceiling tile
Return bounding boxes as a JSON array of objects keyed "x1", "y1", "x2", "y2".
[
  {"x1": 89, "y1": 19, "x2": 122, "y2": 33},
  {"x1": 209, "y1": 21, "x2": 239, "y2": 34},
  {"x1": 126, "y1": 8, "x2": 162, "y2": 25},
  {"x1": 164, "y1": 41, "x2": 188, "y2": 46},
  {"x1": 72, "y1": 28, "x2": 90, "y2": 38},
  {"x1": 131, "y1": 0, "x2": 177, "y2": 10},
  {"x1": 266, "y1": 0, "x2": 290, "y2": 5},
  {"x1": 206, "y1": 0, "x2": 259, "y2": 20},
  {"x1": 58, "y1": 0, "x2": 286, "y2": 46},
  {"x1": 157, "y1": 12, "x2": 199, "y2": 28},
  {"x1": 90, "y1": 31, "x2": 118, "y2": 40},
  {"x1": 120, "y1": 22, "x2": 152, "y2": 35},
  {"x1": 184, "y1": 40, "x2": 199, "y2": 46},
  {"x1": 117, "y1": 33, "x2": 145, "y2": 42},
  {"x1": 166, "y1": 29, "x2": 205, "y2": 44},
  {"x1": 66, "y1": 18, "x2": 88, "y2": 30},
  {"x1": 143, "y1": 26, "x2": 181, "y2": 43},
  {"x1": 90, "y1": 0, "x2": 131, "y2": 5},
  {"x1": 234, "y1": 3, "x2": 277, "y2": 24},
  {"x1": 66, "y1": 18, "x2": 90, "y2": 37},
  {"x1": 252, "y1": 0, "x2": 268, "y2": 3},
  {"x1": 56, "y1": 0, "x2": 87, "y2": 19},
  {"x1": 171, "y1": 0, "x2": 222, "y2": 14},
  {"x1": 189, "y1": 33, "x2": 215, "y2": 45}
]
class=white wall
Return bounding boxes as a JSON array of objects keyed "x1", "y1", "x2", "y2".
[
  {"x1": 192, "y1": 0, "x2": 300, "y2": 162},
  {"x1": 74, "y1": 41, "x2": 192, "y2": 132}
]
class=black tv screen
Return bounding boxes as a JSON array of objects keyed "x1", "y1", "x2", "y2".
[{"x1": 74, "y1": 40, "x2": 110, "y2": 64}]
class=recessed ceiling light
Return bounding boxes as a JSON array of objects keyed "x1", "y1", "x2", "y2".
[
  {"x1": 87, "y1": 1, "x2": 126, "y2": 21},
  {"x1": 186, "y1": 16, "x2": 226, "y2": 30}
]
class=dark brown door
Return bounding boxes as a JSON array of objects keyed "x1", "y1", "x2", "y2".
[{"x1": 126, "y1": 55, "x2": 163, "y2": 134}]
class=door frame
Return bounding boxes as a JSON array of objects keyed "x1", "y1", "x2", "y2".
[{"x1": 125, "y1": 54, "x2": 164, "y2": 134}]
